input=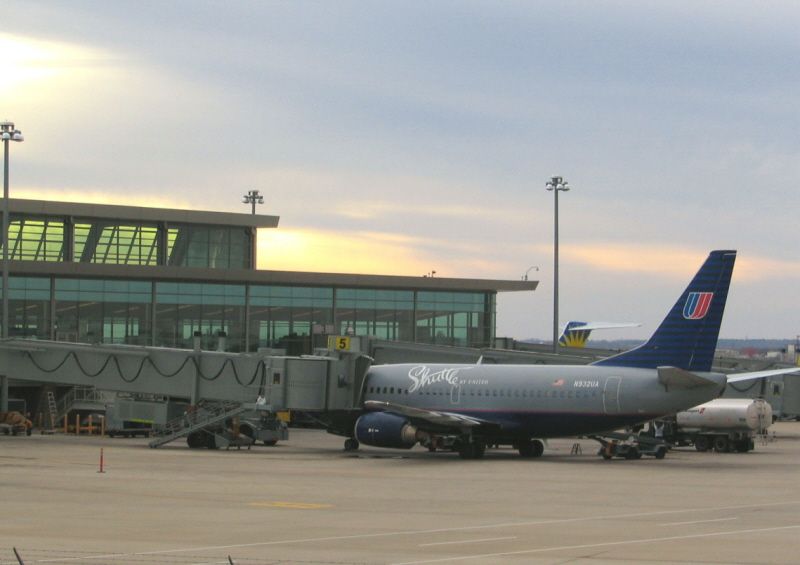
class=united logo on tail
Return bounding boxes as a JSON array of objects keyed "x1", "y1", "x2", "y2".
[{"x1": 683, "y1": 292, "x2": 713, "y2": 320}]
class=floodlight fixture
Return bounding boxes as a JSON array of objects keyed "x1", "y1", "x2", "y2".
[
  {"x1": 545, "y1": 175, "x2": 571, "y2": 353},
  {"x1": 242, "y1": 189, "x2": 264, "y2": 215}
]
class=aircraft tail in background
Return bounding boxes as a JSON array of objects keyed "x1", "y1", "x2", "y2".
[
  {"x1": 558, "y1": 321, "x2": 641, "y2": 348},
  {"x1": 592, "y1": 250, "x2": 736, "y2": 372}
]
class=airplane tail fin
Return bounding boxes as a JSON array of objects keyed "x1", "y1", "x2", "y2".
[
  {"x1": 559, "y1": 321, "x2": 591, "y2": 347},
  {"x1": 559, "y1": 321, "x2": 642, "y2": 348},
  {"x1": 592, "y1": 250, "x2": 736, "y2": 372}
]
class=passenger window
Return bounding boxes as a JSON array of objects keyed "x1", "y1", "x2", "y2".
[{"x1": 390, "y1": 387, "x2": 395, "y2": 394}]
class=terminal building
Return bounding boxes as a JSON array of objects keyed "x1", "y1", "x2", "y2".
[{"x1": 1, "y1": 198, "x2": 536, "y2": 355}]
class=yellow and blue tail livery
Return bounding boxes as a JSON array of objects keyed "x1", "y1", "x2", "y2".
[{"x1": 558, "y1": 321, "x2": 641, "y2": 348}]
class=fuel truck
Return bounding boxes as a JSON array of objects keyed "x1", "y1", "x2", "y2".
[{"x1": 654, "y1": 398, "x2": 772, "y2": 453}]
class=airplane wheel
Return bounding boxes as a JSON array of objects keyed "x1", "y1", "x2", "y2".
[
  {"x1": 518, "y1": 440, "x2": 534, "y2": 458},
  {"x1": 344, "y1": 438, "x2": 360, "y2": 451},
  {"x1": 458, "y1": 441, "x2": 485, "y2": 459}
]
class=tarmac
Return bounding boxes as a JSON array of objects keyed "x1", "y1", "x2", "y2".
[{"x1": 2, "y1": 423, "x2": 800, "y2": 564}]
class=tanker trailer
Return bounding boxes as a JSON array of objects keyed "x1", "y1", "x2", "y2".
[{"x1": 667, "y1": 398, "x2": 772, "y2": 452}]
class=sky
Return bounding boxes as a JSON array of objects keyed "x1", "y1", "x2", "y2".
[{"x1": 2, "y1": 1, "x2": 799, "y2": 341}]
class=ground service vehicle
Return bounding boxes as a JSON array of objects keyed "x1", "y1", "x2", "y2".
[
  {"x1": 0, "y1": 411, "x2": 33, "y2": 436},
  {"x1": 661, "y1": 398, "x2": 772, "y2": 452}
]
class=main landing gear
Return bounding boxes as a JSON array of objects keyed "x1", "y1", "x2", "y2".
[
  {"x1": 517, "y1": 439, "x2": 545, "y2": 458},
  {"x1": 344, "y1": 437, "x2": 360, "y2": 451},
  {"x1": 457, "y1": 439, "x2": 486, "y2": 459}
]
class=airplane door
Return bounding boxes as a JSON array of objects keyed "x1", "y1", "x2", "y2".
[
  {"x1": 603, "y1": 377, "x2": 621, "y2": 414},
  {"x1": 450, "y1": 384, "x2": 461, "y2": 405}
]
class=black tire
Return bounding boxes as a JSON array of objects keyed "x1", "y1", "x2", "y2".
[
  {"x1": 713, "y1": 436, "x2": 729, "y2": 453},
  {"x1": 344, "y1": 438, "x2": 360, "y2": 451},
  {"x1": 624, "y1": 447, "x2": 640, "y2": 460},
  {"x1": 518, "y1": 440, "x2": 534, "y2": 458},
  {"x1": 655, "y1": 445, "x2": 667, "y2": 459},
  {"x1": 186, "y1": 431, "x2": 205, "y2": 448},
  {"x1": 694, "y1": 436, "x2": 710, "y2": 452},
  {"x1": 263, "y1": 439, "x2": 278, "y2": 447},
  {"x1": 458, "y1": 441, "x2": 486, "y2": 459},
  {"x1": 531, "y1": 440, "x2": 544, "y2": 457}
]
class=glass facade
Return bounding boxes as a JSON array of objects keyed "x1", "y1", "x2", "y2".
[
  {"x1": 335, "y1": 289, "x2": 415, "y2": 341},
  {"x1": 54, "y1": 279, "x2": 152, "y2": 345},
  {"x1": 3, "y1": 217, "x2": 65, "y2": 261},
  {"x1": 74, "y1": 222, "x2": 159, "y2": 265},
  {"x1": 1, "y1": 214, "x2": 252, "y2": 270},
  {"x1": 156, "y1": 282, "x2": 246, "y2": 351},
  {"x1": 1, "y1": 277, "x2": 495, "y2": 351},
  {"x1": 2, "y1": 277, "x2": 51, "y2": 338},
  {"x1": 415, "y1": 291, "x2": 490, "y2": 346},
  {"x1": 249, "y1": 286, "x2": 334, "y2": 354},
  {"x1": 167, "y1": 225, "x2": 250, "y2": 269},
  {"x1": 0, "y1": 208, "x2": 504, "y2": 352}
]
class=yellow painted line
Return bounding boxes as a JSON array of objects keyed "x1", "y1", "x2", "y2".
[{"x1": 248, "y1": 501, "x2": 333, "y2": 510}]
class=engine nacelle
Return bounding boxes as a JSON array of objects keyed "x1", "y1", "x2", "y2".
[{"x1": 354, "y1": 412, "x2": 418, "y2": 449}]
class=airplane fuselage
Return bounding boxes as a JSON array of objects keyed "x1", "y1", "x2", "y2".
[{"x1": 363, "y1": 363, "x2": 727, "y2": 438}]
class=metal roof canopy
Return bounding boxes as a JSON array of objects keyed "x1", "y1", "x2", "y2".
[
  {"x1": 2, "y1": 198, "x2": 537, "y2": 293},
  {"x1": 4, "y1": 198, "x2": 279, "y2": 229},
  {"x1": 10, "y1": 260, "x2": 538, "y2": 292}
]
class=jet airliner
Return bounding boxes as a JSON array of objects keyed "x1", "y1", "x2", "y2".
[{"x1": 327, "y1": 250, "x2": 798, "y2": 459}]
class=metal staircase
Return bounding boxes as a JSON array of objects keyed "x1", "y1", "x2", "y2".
[
  {"x1": 52, "y1": 387, "x2": 108, "y2": 429},
  {"x1": 148, "y1": 401, "x2": 247, "y2": 448}
]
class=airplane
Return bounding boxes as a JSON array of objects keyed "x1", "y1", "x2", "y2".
[
  {"x1": 326, "y1": 250, "x2": 799, "y2": 459},
  {"x1": 558, "y1": 320, "x2": 641, "y2": 348}
]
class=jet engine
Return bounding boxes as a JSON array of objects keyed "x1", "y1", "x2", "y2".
[{"x1": 354, "y1": 412, "x2": 418, "y2": 449}]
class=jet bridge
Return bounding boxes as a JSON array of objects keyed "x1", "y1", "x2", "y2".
[{"x1": 0, "y1": 338, "x2": 369, "y2": 416}]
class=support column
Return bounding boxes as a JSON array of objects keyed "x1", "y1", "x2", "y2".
[{"x1": 1, "y1": 374, "x2": 8, "y2": 412}]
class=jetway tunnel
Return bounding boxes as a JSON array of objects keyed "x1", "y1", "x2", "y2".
[{"x1": 0, "y1": 338, "x2": 372, "y2": 415}]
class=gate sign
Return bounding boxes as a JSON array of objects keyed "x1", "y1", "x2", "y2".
[{"x1": 327, "y1": 336, "x2": 351, "y2": 351}]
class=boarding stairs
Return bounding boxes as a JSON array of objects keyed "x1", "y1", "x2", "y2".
[{"x1": 148, "y1": 400, "x2": 248, "y2": 448}]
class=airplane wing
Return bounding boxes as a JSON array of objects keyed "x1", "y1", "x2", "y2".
[
  {"x1": 726, "y1": 367, "x2": 800, "y2": 384},
  {"x1": 566, "y1": 322, "x2": 641, "y2": 331},
  {"x1": 364, "y1": 400, "x2": 501, "y2": 431}
]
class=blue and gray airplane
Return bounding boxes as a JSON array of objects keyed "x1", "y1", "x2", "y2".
[{"x1": 329, "y1": 250, "x2": 797, "y2": 459}]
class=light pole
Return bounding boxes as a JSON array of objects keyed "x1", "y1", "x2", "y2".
[
  {"x1": 242, "y1": 189, "x2": 264, "y2": 215},
  {"x1": 523, "y1": 266, "x2": 539, "y2": 281},
  {"x1": 2, "y1": 121, "x2": 24, "y2": 340},
  {"x1": 545, "y1": 176, "x2": 569, "y2": 353}
]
